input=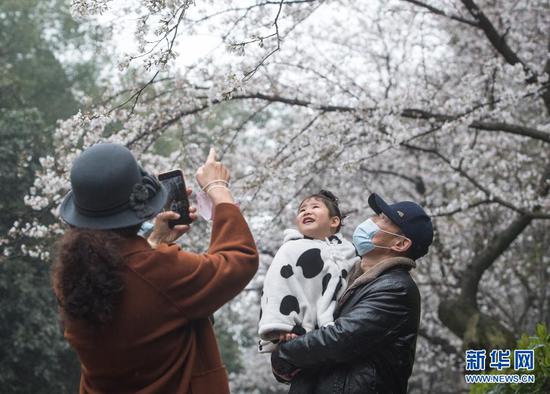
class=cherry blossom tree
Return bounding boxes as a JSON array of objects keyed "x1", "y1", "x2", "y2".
[{"x1": 5, "y1": 0, "x2": 549, "y2": 391}]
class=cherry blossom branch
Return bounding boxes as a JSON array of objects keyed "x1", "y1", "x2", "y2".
[
  {"x1": 359, "y1": 166, "x2": 426, "y2": 195},
  {"x1": 400, "y1": 0, "x2": 478, "y2": 27},
  {"x1": 110, "y1": 71, "x2": 160, "y2": 115},
  {"x1": 437, "y1": 214, "x2": 525, "y2": 349},
  {"x1": 270, "y1": 111, "x2": 325, "y2": 167},
  {"x1": 241, "y1": 0, "x2": 314, "y2": 81},
  {"x1": 229, "y1": 92, "x2": 357, "y2": 112},
  {"x1": 100, "y1": 76, "x2": 174, "y2": 106},
  {"x1": 220, "y1": 102, "x2": 272, "y2": 160},
  {"x1": 125, "y1": 102, "x2": 212, "y2": 148},
  {"x1": 111, "y1": 4, "x2": 188, "y2": 113},
  {"x1": 402, "y1": 142, "x2": 549, "y2": 219},
  {"x1": 264, "y1": 141, "x2": 349, "y2": 222},
  {"x1": 430, "y1": 199, "x2": 494, "y2": 217},
  {"x1": 469, "y1": 122, "x2": 550, "y2": 144},
  {"x1": 405, "y1": 0, "x2": 538, "y2": 84},
  {"x1": 461, "y1": 213, "x2": 533, "y2": 306},
  {"x1": 273, "y1": 61, "x2": 363, "y2": 100},
  {"x1": 402, "y1": 108, "x2": 550, "y2": 144},
  {"x1": 184, "y1": 0, "x2": 319, "y2": 27},
  {"x1": 459, "y1": 0, "x2": 534, "y2": 80}
]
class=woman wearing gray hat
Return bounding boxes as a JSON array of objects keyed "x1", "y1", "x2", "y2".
[{"x1": 53, "y1": 143, "x2": 258, "y2": 394}]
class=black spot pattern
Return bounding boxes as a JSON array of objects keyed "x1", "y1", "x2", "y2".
[
  {"x1": 328, "y1": 235, "x2": 342, "y2": 244},
  {"x1": 331, "y1": 278, "x2": 343, "y2": 301},
  {"x1": 341, "y1": 269, "x2": 348, "y2": 279},
  {"x1": 296, "y1": 248, "x2": 324, "y2": 278},
  {"x1": 259, "y1": 307, "x2": 262, "y2": 321},
  {"x1": 291, "y1": 325, "x2": 306, "y2": 335},
  {"x1": 280, "y1": 264, "x2": 294, "y2": 278},
  {"x1": 321, "y1": 273, "x2": 332, "y2": 295},
  {"x1": 280, "y1": 295, "x2": 300, "y2": 315}
]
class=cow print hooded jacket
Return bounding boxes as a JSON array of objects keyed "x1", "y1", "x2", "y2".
[
  {"x1": 258, "y1": 229, "x2": 359, "y2": 351},
  {"x1": 271, "y1": 257, "x2": 420, "y2": 394}
]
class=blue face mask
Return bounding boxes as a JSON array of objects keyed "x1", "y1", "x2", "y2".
[{"x1": 352, "y1": 218, "x2": 406, "y2": 256}]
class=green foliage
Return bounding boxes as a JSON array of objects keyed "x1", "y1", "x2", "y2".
[
  {"x1": 0, "y1": 0, "x2": 78, "y2": 121},
  {"x1": 0, "y1": 109, "x2": 48, "y2": 233},
  {"x1": 215, "y1": 322, "x2": 244, "y2": 374},
  {"x1": 470, "y1": 324, "x2": 550, "y2": 394},
  {"x1": 0, "y1": 255, "x2": 81, "y2": 394},
  {"x1": 0, "y1": 1, "x2": 107, "y2": 392}
]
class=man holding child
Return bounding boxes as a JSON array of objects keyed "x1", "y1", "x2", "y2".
[{"x1": 271, "y1": 193, "x2": 434, "y2": 394}]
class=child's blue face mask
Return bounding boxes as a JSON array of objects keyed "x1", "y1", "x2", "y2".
[{"x1": 352, "y1": 218, "x2": 406, "y2": 256}]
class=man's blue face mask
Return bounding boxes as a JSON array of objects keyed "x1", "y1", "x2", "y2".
[{"x1": 352, "y1": 218, "x2": 408, "y2": 256}]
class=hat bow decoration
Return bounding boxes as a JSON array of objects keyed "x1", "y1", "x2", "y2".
[{"x1": 128, "y1": 169, "x2": 162, "y2": 219}]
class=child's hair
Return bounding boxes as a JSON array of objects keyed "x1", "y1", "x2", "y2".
[{"x1": 299, "y1": 189, "x2": 346, "y2": 233}]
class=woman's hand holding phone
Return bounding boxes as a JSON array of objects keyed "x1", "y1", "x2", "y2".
[
  {"x1": 148, "y1": 187, "x2": 197, "y2": 248},
  {"x1": 148, "y1": 146, "x2": 232, "y2": 248}
]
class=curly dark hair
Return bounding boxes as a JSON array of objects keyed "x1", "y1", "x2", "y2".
[
  {"x1": 52, "y1": 225, "x2": 140, "y2": 327},
  {"x1": 299, "y1": 189, "x2": 347, "y2": 233}
]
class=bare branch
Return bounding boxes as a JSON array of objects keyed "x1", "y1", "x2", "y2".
[{"x1": 418, "y1": 327, "x2": 462, "y2": 359}]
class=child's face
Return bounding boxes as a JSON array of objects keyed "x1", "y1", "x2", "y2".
[{"x1": 296, "y1": 197, "x2": 340, "y2": 240}]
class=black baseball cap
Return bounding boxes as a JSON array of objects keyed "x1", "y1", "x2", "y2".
[{"x1": 368, "y1": 193, "x2": 433, "y2": 260}]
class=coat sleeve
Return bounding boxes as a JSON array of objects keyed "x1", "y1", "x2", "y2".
[
  {"x1": 258, "y1": 242, "x2": 299, "y2": 338},
  {"x1": 138, "y1": 203, "x2": 259, "y2": 321},
  {"x1": 274, "y1": 279, "x2": 414, "y2": 369}
]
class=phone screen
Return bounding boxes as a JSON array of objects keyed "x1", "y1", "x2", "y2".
[{"x1": 158, "y1": 170, "x2": 192, "y2": 227}]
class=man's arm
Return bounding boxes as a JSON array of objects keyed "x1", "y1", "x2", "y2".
[{"x1": 274, "y1": 279, "x2": 415, "y2": 369}]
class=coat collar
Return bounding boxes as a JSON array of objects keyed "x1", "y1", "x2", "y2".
[
  {"x1": 337, "y1": 256, "x2": 416, "y2": 309},
  {"x1": 117, "y1": 235, "x2": 152, "y2": 257},
  {"x1": 352, "y1": 256, "x2": 415, "y2": 288}
]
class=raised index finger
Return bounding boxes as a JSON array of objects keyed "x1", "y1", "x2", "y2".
[{"x1": 205, "y1": 147, "x2": 216, "y2": 164}]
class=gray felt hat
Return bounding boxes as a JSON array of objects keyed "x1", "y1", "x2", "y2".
[{"x1": 59, "y1": 143, "x2": 167, "y2": 230}]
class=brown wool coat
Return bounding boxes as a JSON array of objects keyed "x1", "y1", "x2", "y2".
[{"x1": 63, "y1": 203, "x2": 259, "y2": 394}]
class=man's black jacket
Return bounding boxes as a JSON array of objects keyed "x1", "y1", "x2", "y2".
[{"x1": 272, "y1": 257, "x2": 421, "y2": 394}]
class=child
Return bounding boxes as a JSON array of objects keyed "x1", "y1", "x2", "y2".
[{"x1": 258, "y1": 190, "x2": 359, "y2": 352}]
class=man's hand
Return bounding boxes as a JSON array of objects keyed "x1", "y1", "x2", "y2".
[
  {"x1": 271, "y1": 350, "x2": 301, "y2": 382},
  {"x1": 148, "y1": 187, "x2": 197, "y2": 247},
  {"x1": 278, "y1": 332, "x2": 299, "y2": 342}
]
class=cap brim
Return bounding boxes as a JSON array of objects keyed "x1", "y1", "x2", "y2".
[
  {"x1": 59, "y1": 184, "x2": 168, "y2": 230},
  {"x1": 368, "y1": 193, "x2": 402, "y2": 226}
]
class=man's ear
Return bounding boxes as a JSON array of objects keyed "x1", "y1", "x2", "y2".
[{"x1": 392, "y1": 237, "x2": 412, "y2": 253}]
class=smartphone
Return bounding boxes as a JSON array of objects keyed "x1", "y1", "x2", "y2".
[{"x1": 157, "y1": 169, "x2": 192, "y2": 227}]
